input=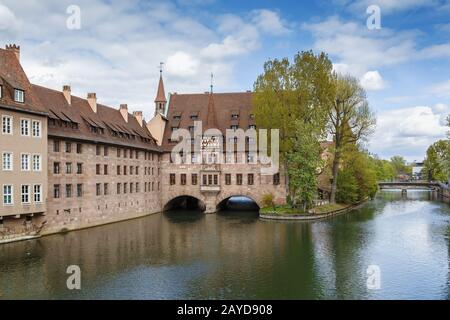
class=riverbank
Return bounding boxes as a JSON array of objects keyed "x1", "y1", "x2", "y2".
[{"x1": 259, "y1": 199, "x2": 368, "y2": 221}]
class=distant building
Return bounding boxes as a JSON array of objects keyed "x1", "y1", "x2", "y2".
[{"x1": 411, "y1": 161, "x2": 425, "y2": 180}]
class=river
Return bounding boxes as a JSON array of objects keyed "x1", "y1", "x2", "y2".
[{"x1": 0, "y1": 190, "x2": 449, "y2": 300}]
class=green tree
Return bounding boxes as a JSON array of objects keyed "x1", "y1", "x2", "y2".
[
  {"x1": 390, "y1": 155, "x2": 412, "y2": 176},
  {"x1": 423, "y1": 140, "x2": 450, "y2": 182},
  {"x1": 327, "y1": 75, "x2": 376, "y2": 203},
  {"x1": 253, "y1": 51, "x2": 335, "y2": 205}
]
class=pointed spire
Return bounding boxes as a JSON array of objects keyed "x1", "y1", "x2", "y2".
[
  {"x1": 155, "y1": 62, "x2": 167, "y2": 103},
  {"x1": 206, "y1": 91, "x2": 217, "y2": 129}
]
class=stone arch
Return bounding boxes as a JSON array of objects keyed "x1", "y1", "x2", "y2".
[
  {"x1": 163, "y1": 194, "x2": 206, "y2": 212},
  {"x1": 216, "y1": 193, "x2": 262, "y2": 211}
]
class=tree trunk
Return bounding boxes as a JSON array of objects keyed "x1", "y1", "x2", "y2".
[{"x1": 329, "y1": 150, "x2": 340, "y2": 203}]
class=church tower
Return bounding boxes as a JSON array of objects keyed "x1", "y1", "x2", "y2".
[{"x1": 154, "y1": 62, "x2": 167, "y2": 117}]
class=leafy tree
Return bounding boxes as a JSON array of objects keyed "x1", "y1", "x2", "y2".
[
  {"x1": 390, "y1": 155, "x2": 412, "y2": 176},
  {"x1": 287, "y1": 121, "x2": 324, "y2": 209},
  {"x1": 253, "y1": 51, "x2": 334, "y2": 206},
  {"x1": 423, "y1": 140, "x2": 450, "y2": 182},
  {"x1": 327, "y1": 75, "x2": 376, "y2": 203}
]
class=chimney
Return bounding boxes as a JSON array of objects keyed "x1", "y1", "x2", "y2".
[
  {"x1": 63, "y1": 85, "x2": 71, "y2": 105},
  {"x1": 120, "y1": 104, "x2": 128, "y2": 123},
  {"x1": 133, "y1": 111, "x2": 143, "y2": 127},
  {"x1": 5, "y1": 44, "x2": 20, "y2": 61},
  {"x1": 87, "y1": 93, "x2": 97, "y2": 113}
]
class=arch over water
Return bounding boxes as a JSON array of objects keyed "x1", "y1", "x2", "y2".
[
  {"x1": 217, "y1": 195, "x2": 260, "y2": 211},
  {"x1": 163, "y1": 195, "x2": 206, "y2": 212}
]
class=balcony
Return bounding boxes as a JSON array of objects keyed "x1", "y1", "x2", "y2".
[{"x1": 200, "y1": 185, "x2": 221, "y2": 193}]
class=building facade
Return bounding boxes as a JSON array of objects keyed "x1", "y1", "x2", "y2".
[{"x1": 0, "y1": 45, "x2": 287, "y2": 243}]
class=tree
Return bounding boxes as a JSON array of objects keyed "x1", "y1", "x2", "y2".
[
  {"x1": 253, "y1": 51, "x2": 335, "y2": 206},
  {"x1": 423, "y1": 140, "x2": 450, "y2": 182},
  {"x1": 390, "y1": 155, "x2": 412, "y2": 176},
  {"x1": 287, "y1": 121, "x2": 324, "y2": 209},
  {"x1": 327, "y1": 75, "x2": 376, "y2": 203}
]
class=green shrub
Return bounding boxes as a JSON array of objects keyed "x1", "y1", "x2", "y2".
[{"x1": 262, "y1": 193, "x2": 275, "y2": 209}]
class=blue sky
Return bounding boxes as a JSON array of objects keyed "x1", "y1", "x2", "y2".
[{"x1": 0, "y1": 0, "x2": 449, "y2": 161}]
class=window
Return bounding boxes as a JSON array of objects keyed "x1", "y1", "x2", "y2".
[
  {"x1": 34, "y1": 185, "x2": 42, "y2": 203},
  {"x1": 231, "y1": 113, "x2": 239, "y2": 120},
  {"x1": 32, "y1": 154, "x2": 41, "y2": 171},
  {"x1": 21, "y1": 154, "x2": 30, "y2": 171},
  {"x1": 96, "y1": 183, "x2": 101, "y2": 196},
  {"x1": 136, "y1": 183, "x2": 140, "y2": 193},
  {"x1": 152, "y1": 182, "x2": 155, "y2": 191},
  {"x1": 225, "y1": 174, "x2": 231, "y2": 185},
  {"x1": 208, "y1": 174, "x2": 212, "y2": 185},
  {"x1": 2, "y1": 152, "x2": 12, "y2": 171},
  {"x1": 0, "y1": 85, "x2": 2, "y2": 98},
  {"x1": 181, "y1": 174, "x2": 186, "y2": 185},
  {"x1": 96, "y1": 164, "x2": 101, "y2": 175},
  {"x1": 273, "y1": 173, "x2": 280, "y2": 185},
  {"x1": 124, "y1": 183, "x2": 127, "y2": 194},
  {"x1": 104, "y1": 164, "x2": 108, "y2": 175},
  {"x1": 14, "y1": 89, "x2": 24, "y2": 103},
  {"x1": 230, "y1": 125, "x2": 238, "y2": 130},
  {"x1": 117, "y1": 183, "x2": 121, "y2": 195},
  {"x1": 213, "y1": 175, "x2": 218, "y2": 185},
  {"x1": 202, "y1": 174, "x2": 207, "y2": 185},
  {"x1": 136, "y1": 166, "x2": 139, "y2": 175},
  {"x1": 77, "y1": 184, "x2": 83, "y2": 197},
  {"x1": 3, "y1": 185, "x2": 13, "y2": 205},
  {"x1": 96, "y1": 145, "x2": 101, "y2": 156},
  {"x1": 21, "y1": 185, "x2": 30, "y2": 204},
  {"x1": 104, "y1": 183, "x2": 109, "y2": 195},
  {"x1": 117, "y1": 148, "x2": 121, "y2": 157},
  {"x1": 65, "y1": 142, "x2": 71, "y2": 153},
  {"x1": 76, "y1": 143, "x2": 82, "y2": 154},
  {"x1": 192, "y1": 174, "x2": 198, "y2": 185},
  {"x1": 77, "y1": 163, "x2": 83, "y2": 174},
  {"x1": 124, "y1": 166, "x2": 127, "y2": 175},
  {"x1": 116, "y1": 165, "x2": 121, "y2": 175},
  {"x1": 130, "y1": 166, "x2": 134, "y2": 175},
  {"x1": 53, "y1": 140, "x2": 60, "y2": 152},
  {"x1": 130, "y1": 183, "x2": 134, "y2": 194},
  {"x1": 236, "y1": 174, "x2": 243, "y2": 185},
  {"x1": 66, "y1": 184, "x2": 72, "y2": 198},
  {"x1": 124, "y1": 149, "x2": 128, "y2": 158},
  {"x1": 54, "y1": 184, "x2": 60, "y2": 198},
  {"x1": 248, "y1": 174, "x2": 254, "y2": 185},
  {"x1": 32, "y1": 120, "x2": 41, "y2": 137},
  {"x1": 66, "y1": 162, "x2": 72, "y2": 174},
  {"x1": 2, "y1": 115, "x2": 12, "y2": 134},
  {"x1": 249, "y1": 124, "x2": 256, "y2": 130},
  {"x1": 104, "y1": 146, "x2": 109, "y2": 156},
  {"x1": 20, "y1": 119, "x2": 30, "y2": 136},
  {"x1": 170, "y1": 174, "x2": 176, "y2": 185},
  {"x1": 54, "y1": 162, "x2": 60, "y2": 174}
]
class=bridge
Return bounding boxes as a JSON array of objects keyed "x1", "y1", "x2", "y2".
[{"x1": 378, "y1": 181, "x2": 441, "y2": 194}]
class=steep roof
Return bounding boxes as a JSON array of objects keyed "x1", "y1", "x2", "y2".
[
  {"x1": 32, "y1": 84, "x2": 161, "y2": 151},
  {"x1": 0, "y1": 48, "x2": 47, "y2": 115},
  {"x1": 162, "y1": 91, "x2": 255, "y2": 152},
  {"x1": 154, "y1": 75, "x2": 167, "y2": 103}
]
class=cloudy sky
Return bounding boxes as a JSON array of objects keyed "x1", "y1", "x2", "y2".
[{"x1": 1, "y1": 0, "x2": 449, "y2": 161}]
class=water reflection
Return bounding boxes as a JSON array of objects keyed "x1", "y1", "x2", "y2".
[{"x1": 0, "y1": 190, "x2": 449, "y2": 299}]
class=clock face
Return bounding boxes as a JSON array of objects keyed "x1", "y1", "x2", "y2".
[{"x1": 201, "y1": 136, "x2": 220, "y2": 150}]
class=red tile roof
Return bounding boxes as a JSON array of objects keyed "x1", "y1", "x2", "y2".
[
  {"x1": 32, "y1": 84, "x2": 161, "y2": 151},
  {"x1": 154, "y1": 75, "x2": 166, "y2": 103},
  {"x1": 162, "y1": 91, "x2": 255, "y2": 152},
  {"x1": 0, "y1": 48, "x2": 47, "y2": 115}
]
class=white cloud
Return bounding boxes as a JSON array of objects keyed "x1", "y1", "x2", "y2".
[
  {"x1": 0, "y1": 2, "x2": 20, "y2": 33},
  {"x1": 429, "y1": 79, "x2": 450, "y2": 98},
  {"x1": 0, "y1": 1, "x2": 290, "y2": 119},
  {"x1": 370, "y1": 106, "x2": 448, "y2": 160},
  {"x1": 251, "y1": 9, "x2": 290, "y2": 35},
  {"x1": 302, "y1": 16, "x2": 416, "y2": 77},
  {"x1": 360, "y1": 70, "x2": 385, "y2": 91},
  {"x1": 166, "y1": 51, "x2": 199, "y2": 77}
]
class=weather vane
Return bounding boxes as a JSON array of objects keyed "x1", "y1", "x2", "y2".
[
  {"x1": 210, "y1": 73, "x2": 214, "y2": 93},
  {"x1": 158, "y1": 62, "x2": 164, "y2": 74}
]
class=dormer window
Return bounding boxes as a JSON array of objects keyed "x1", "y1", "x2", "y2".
[
  {"x1": 230, "y1": 125, "x2": 238, "y2": 131},
  {"x1": 231, "y1": 114, "x2": 239, "y2": 120},
  {"x1": 249, "y1": 125, "x2": 256, "y2": 130},
  {"x1": 190, "y1": 115, "x2": 198, "y2": 120},
  {"x1": 173, "y1": 115, "x2": 181, "y2": 120},
  {"x1": 14, "y1": 89, "x2": 24, "y2": 103},
  {"x1": 171, "y1": 126, "x2": 179, "y2": 132}
]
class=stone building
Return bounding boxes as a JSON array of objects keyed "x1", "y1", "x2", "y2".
[
  {"x1": 0, "y1": 44, "x2": 287, "y2": 243},
  {"x1": 0, "y1": 45, "x2": 48, "y2": 239}
]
